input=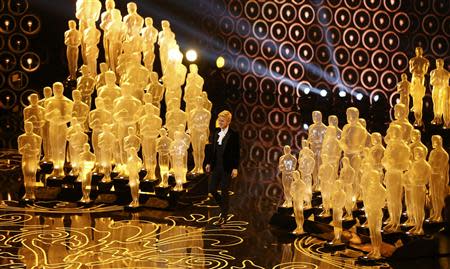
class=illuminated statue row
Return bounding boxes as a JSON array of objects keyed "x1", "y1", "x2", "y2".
[
  {"x1": 279, "y1": 107, "x2": 449, "y2": 259},
  {"x1": 397, "y1": 47, "x2": 450, "y2": 127}
]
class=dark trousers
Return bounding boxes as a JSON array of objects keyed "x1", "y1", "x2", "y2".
[{"x1": 209, "y1": 165, "x2": 230, "y2": 217}]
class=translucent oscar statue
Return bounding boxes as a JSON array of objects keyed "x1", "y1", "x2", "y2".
[
  {"x1": 430, "y1": 59, "x2": 449, "y2": 125},
  {"x1": 408, "y1": 147, "x2": 431, "y2": 235},
  {"x1": 127, "y1": 146, "x2": 143, "y2": 208},
  {"x1": 189, "y1": 96, "x2": 211, "y2": 175},
  {"x1": 18, "y1": 121, "x2": 42, "y2": 201},
  {"x1": 278, "y1": 145, "x2": 297, "y2": 208},
  {"x1": 368, "y1": 133, "x2": 385, "y2": 180},
  {"x1": 64, "y1": 20, "x2": 82, "y2": 80},
  {"x1": 364, "y1": 169, "x2": 386, "y2": 259},
  {"x1": 71, "y1": 89, "x2": 90, "y2": 131},
  {"x1": 79, "y1": 143, "x2": 95, "y2": 203},
  {"x1": 382, "y1": 124, "x2": 410, "y2": 232},
  {"x1": 291, "y1": 171, "x2": 308, "y2": 235},
  {"x1": 83, "y1": 19, "x2": 101, "y2": 77},
  {"x1": 297, "y1": 140, "x2": 315, "y2": 208},
  {"x1": 328, "y1": 115, "x2": 342, "y2": 139},
  {"x1": 318, "y1": 154, "x2": 335, "y2": 217},
  {"x1": 98, "y1": 124, "x2": 116, "y2": 182},
  {"x1": 97, "y1": 71, "x2": 121, "y2": 114},
  {"x1": 89, "y1": 98, "x2": 113, "y2": 167},
  {"x1": 39, "y1": 87, "x2": 53, "y2": 162},
  {"x1": 67, "y1": 123, "x2": 88, "y2": 177},
  {"x1": 331, "y1": 179, "x2": 346, "y2": 244},
  {"x1": 75, "y1": 0, "x2": 101, "y2": 65},
  {"x1": 396, "y1": 73, "x2": 410, "y2": 111},
  {"x1": 104, "y1": 9, "x2": 125, "y2": 72},
  {"x1": 146, "y1": 72, "x2": 165, "y2": 109},
  {"x1": 100, "y1": 0, "x2": 119, "y2": 67},
  {"x1": 123, "y1": 126, "x2": 141, "y2": 176},
  {"x1": 170, "y1": 131, "x2": 189, "y2": 191},
  {"x1": 139, "y1": 104, "x2": 162, "y2": 180},
  {"x1": 23, "y1": 94, "x2": 45, "y2": 142},
  {"x1": 428, "y1": 135, "x2": 449, "y2": 222},
  {"x1": 76, "y1": 65, "x2": 95, "y2": 109},
  {"x1": 156, "y1": 128, "x2": 172, "y2": 187},
  {"x1": 340, "y1": 107, "x2": 367, "y2": 168},
  {"x1": 44, "y1": 82, "x2": 73, "y2": 178},
  {"x1": 409, "y1": 47, "x2": 429, "y2": 126},
  {"x1": 307, "y1": 111, "x2": 327, "y2": 191},
  {"x1": 142, "y1": 17, "x2": 158, "y2": 71},
  {"x1": 339, "y1": 157, "x2": 356, "y2": 220}
]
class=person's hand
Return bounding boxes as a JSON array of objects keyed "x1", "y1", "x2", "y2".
[
  {"x1": 205, "y1": 164, "x2": 210, "y2": 173},
  {"x1": 231, "y1": 169, "x2": 238, "y2": 179}
]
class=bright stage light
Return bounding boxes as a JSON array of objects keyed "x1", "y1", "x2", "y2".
[
  {"x1": 339, "y1": 90, "x2": 347, "y2": 97},
  {"x1": 303, "y1": 87, "x2": 310, "y2": 95},
  {"x1": 303, "y1": 123, "x2": 309, "y2": 130},
  {"x1": 185, "y1": 49, "x2": 197, "y2": 62},
  {"x1": 320, "y1": 89, "x2": 327, "y2": 97},
  {"x1": 373, "y1": 94, "x2": 379, "y2": 102},
  {"x1": 216, "y1": 56, "x2": 225, "y2": 68},
  {"x1": 168, "y1": 48, "x2": 182, "y2": 62},
  {"x1": 356, "y1": 93, "x2": 363, "y2": 101}
]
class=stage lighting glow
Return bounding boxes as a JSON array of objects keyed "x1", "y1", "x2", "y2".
[
  {"x1": 168, "y1": 48, "x2": 182, "y2": 62},
  {"x1": 356, "y1": 93, "x2": 363, "y2": 101},
  {"x1": 303, "y1": 123, "x2": 309, "y2": 130},
  {"x1": 216, "y1": 56, "x2": 225, "y2": 68},
  {"x1": 373, "y1": 94, "x2": 379, "y2": 102},
  {"x1": 185, "y1": 49, "x2": 197, "y2": 62},
  {"x1": 303, "y1": 87, "x2": 310, "y2": 94},
  {"x1": 320, "y1": 89, "x2": 327, "y2": 97},
  {"x1": 339, "y1": 90, "x2": 347, "y2": 97}
]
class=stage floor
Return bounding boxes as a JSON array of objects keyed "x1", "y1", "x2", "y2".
[{"x1": 0, "y1": 163, "x2": 449, "y2": 268}]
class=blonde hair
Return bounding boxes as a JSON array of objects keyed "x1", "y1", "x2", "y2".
[{"x1": 218, "y1": 110, "x2": 232, "y2": 122}]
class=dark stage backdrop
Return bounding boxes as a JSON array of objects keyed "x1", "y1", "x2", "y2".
[{"x1": 0, "y1": 0, "x2": 449, "y2": 167}]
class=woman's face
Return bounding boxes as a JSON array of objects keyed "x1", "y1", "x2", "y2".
[{"x1": 218, "y1": 116, "x2": 230, "y2": 130}]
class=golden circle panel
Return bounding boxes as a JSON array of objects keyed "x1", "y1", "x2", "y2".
[
  {"x1": 0, "y1": 0, "x2": 4, "y2": 11},
  {"x1": 221, "y1": 53, "x2": 233, "y2": 71},
  {"x1": 0, "y1": 14, "x2": 16, "y2": 34},
  {"x1": 324, "y1": 64, "x2": 340, "y2": 84},
  {"x1": 260, "y1": 90, "x2": 276, "y2": 108},
  {"x1": 236, "y1": 55, "x2": 250, "y2": 75},
  {"x1": 212, "y1": 0, "x2": 226, "y2": 16},
  {"x1": 335, "y1": 7, "x2": 351, "y2": 28},
  {"x1": 408, "y1": 12, "x2": 420, "y2": 33},
  {"x1": 279, "y1": 41, "x2": 296, "y2": 61},
  {"x1": 287, "y1": 61, "x2": 304, "y2": 81},
  {"x1": 259, "y1": 126, "x2": 276, "y2": 147},
  {"x1": 278, "y1": 79, "x2": 295, "y2": 96},
  {"x1": 287, "y1": 112, "x2": 302, "y2": 130},
  {"x1": 288, "y1": 23, "x2": 306, "y2": 43},
  {"x1": 325, "y1": 26, "x2": 341, "y2": 46},
  {"x1": 411, "y1": 33, "x2": 429, "y2": 53},
  {"x1": 315, "y1": 44, "x2": 332, "y2": 65},
  {"x1": 333, "y1": 46, "x2": 351, "y2": 67},
  {"x1": 269, "y1": 59, "x2": 287, "y2": 80},
  {"x1": 296, "y1": 80, "x2": 313, "y2": 97},
  {"x1": 0, "y1": 73, "x2": 5, "y2": 88},
  {"x1": 262, "y1": 2, "x2": 279, "y2": 22},
  {"x1": 414, "y1": 0, "x2": 431, "y2": 14},
  {"x1": 260, "y1": 77, "x2": 277, "y2": 94},
  {"x1": 372, "y1": 10, "x2": 390, "y2": 32},
  {"x1": 353, "y1": 8, "x2": 371, "y2": 30},
  {"x1": 0, "y1": 88, "x2": 17, "y2": 110},
  {"x1": 19, "y1": 89, "x2": 37, "y2": 107},
  {"x1": 242, "y1": 122, "x2": 257, "y2": 142},
  {"x1": 350, "y1": 86, "x2": 368, "y2": 103},
  {"x1": 249, "y1": 142, "x2": 266, "y2": 163},
  {"x1": 250, "y1": 105, "x2": 268, "y2": 126},
  {"x1": 280, "y1": 3, "x2": 297, "y2": 24},
  {"x1": 236, "y1": 18, "x2": 251, "y2": 38},
  {"x1": 393, "y1": 12, "x2": 410, "y2": 33},
  {"x1": 270, "y1": 21, "x2": 287, "y2": 42},
  {"x1": 243, "y1": 74, "x2": 259, "y2": 92},
  {"x1": 244, "y1": 0, "x2": 260, "y2": 20},
  {"x1": 8, "y1": 70, "x2": 28, "y2": 91},
  {"x1": 443, "y1": 17, "x2": 450, "y2": 37},
  {"x1": 226, "y1": 72, "x2": 242, "y2": 89},
  {"x1": 298, "y1": 4, "x2": 315, "y2": 25},
  {"x1": 8, "y1": 0, "x2": 28, "y2": 16},
  {"x1": 327, "y1": 0, "x2": 343, "y2": 8},
  {"x1": 0, "y1": 51, "x2": 17, "y2": 72},
  {"x1": 252, "y1": 19, "x2": 269, "y2": 40},
  {"x1": 268, "y1": 108, "x2": 286, "y2": 129},
  {"x1": 261, "y1": 39, "x2": 277, "y2": 60},
  {"x1": 305, "y1": 68, "x2": 322, "y2": 83},
  {"x1": 384, "y1": 0, "x2": 401, "y2": 12},
  {"x1": 228, "y1": 0, "x2": 243, "y2": 18},
  {"x1": 362, "y1": 29, "x2": 380, "y2": 50},
  {"x1": 227, "y1": 35, "x2": 242, "y2": 55},
  {"x1": 244, "y1": 37, "x2": 260, "y2": 57},
  {"x1": 380, "y1": 70, "x2": 399, "y2": 91},
  {"x1": 371, "y1": 50, "x2": 389, "y2": 72},
  {"x1": 343, "y1": 27, "x2": 360, "y2": 49},
  {"x1": 276, "y1": 128, "x2": 293, "y2": 147},
  {"x1": 306, "y1": 24, "x2": 324, "y2": 44},
  {"x1": 235, "y1": 103, "x2": 249, "y2": 125},
  {"x1": 243, "y1": 89, "x2": 258, "y2": 105},
  {"x1": 342, "y1": 66, "x2": 359, "y2": 87},
  {"x1": 422, "y1": 14, "x2": 440, "y2": 36},
  {"x1": 363, "y1": 0, "x2": 381, "y2": 11},
  {"x1": 19, "y1": 14, "x2": 40, "y2": 35},
  {"x1": 8, "y1": 32, "x2": 29, "y2": 53},
  {"x1": 361, "y1": 68, "x2": 379, "y2": 90},
  {"x1": 252, "y1": 57, "x2": 268, "y2": 77},
  {"x1": 369, "y1": 89, "x2": 388, "y2": 105},
  {"x1": 344, "y1": 0, "x2": 361, "y2": 9},
  {"x1": 433, "y1": 0, "x2": 450, "y2": 16},
  {"x1": 20, "y1": 52, "x2": 40, "y2": 72},
  {"x1": 310, "y1": 0, "x2": 325, "y2": 6},
  {"x1": 211, "y1": 35, "x2": 226, "y2": 53},
  {"x1": 431, "y1": 35, "x2": 449, "y2": 58},
  {"x1": 219, "y1": 16, "x2": 234, "y2": 36},
  {"x1": 317, "y1": 6, "x2": 333, "y2": 26},
  {"x1": 0, "y1": 35, "x2": 4, "y2": 50},
  {"x1": 382, "y1": 31, "x2": 400, "y2": 52}
]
